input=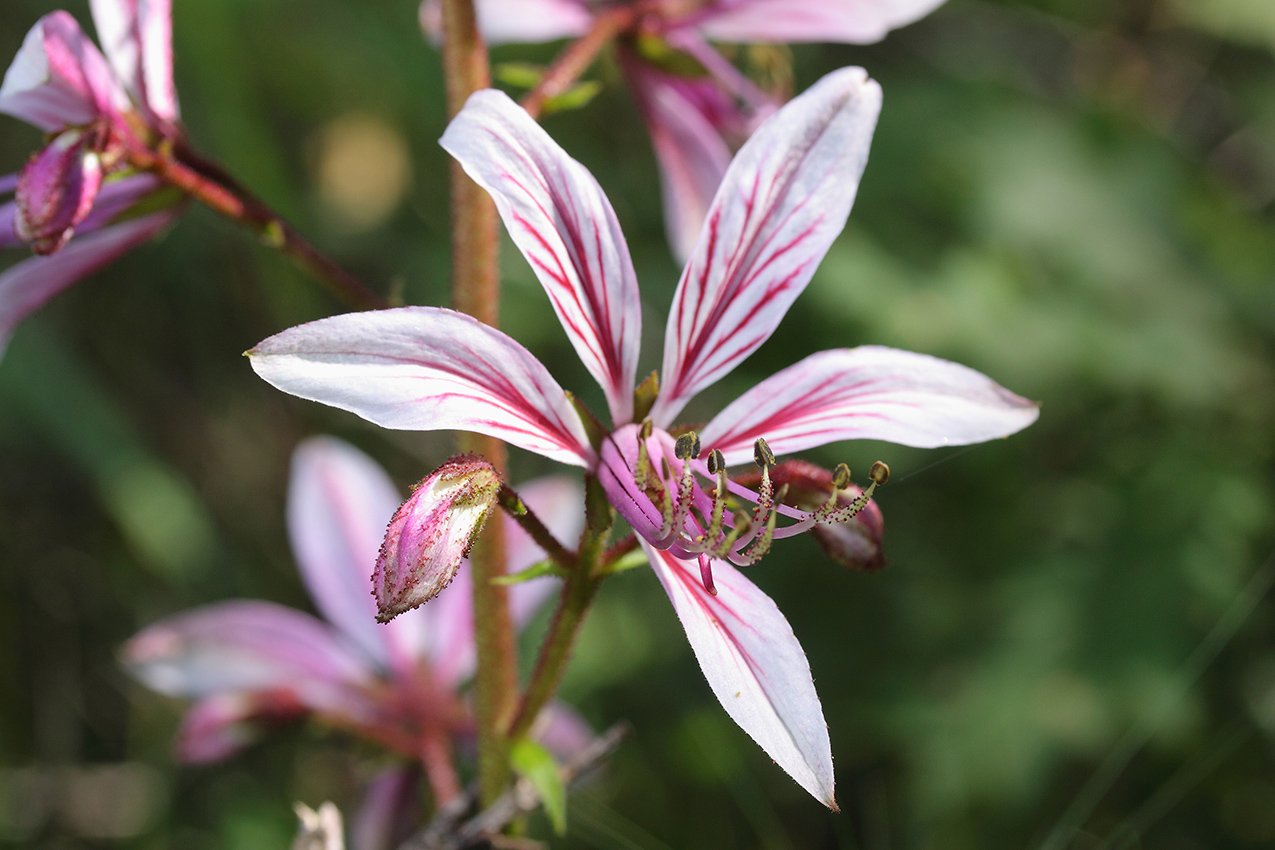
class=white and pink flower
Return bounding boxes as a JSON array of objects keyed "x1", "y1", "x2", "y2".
[{"x1": 248, "y1": 68, "x2": 1037, "y2": 807}]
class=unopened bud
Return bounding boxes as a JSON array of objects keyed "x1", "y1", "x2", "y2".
[
  {"x1": 832, "y1": 463, "x2": 851, "y2": 490},
  {"x1": 869, "y1": 461, "x2": 890, "y2": 486},
  {"x1": 753, "y1": 437, "x2": 775, "y2": 469},
  {"x1": 374, "y1": 455, "x2": 501, "y2": 622},
  {"x1": 674, "y1": 431, "x2": 701, "y2": 460},
  {"x1": 15, "y1": 129, "x2": 103, "y2": 255}
]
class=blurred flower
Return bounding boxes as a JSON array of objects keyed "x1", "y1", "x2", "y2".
[
  {"x1": 249, "y1": 69, "x2": 1038, "y2": 807},
  {"x1": 0, "y1": 1, "x2": 184, "y2": 357},
  {"x1": 422, "y1": 0, "x2": 947, "y2": 262},
  {"x1": 312, "y1": 113, "x2": 414, "y2": 234},
  {"x1": 293, "y1": 802, "x2": 345, "y2": 850},
  {"x1": 374, "y1": 454, "x2": 501, "y2": 622},
  {"x1": 123, "y1": 437, "x2": 588, "y2": 803}
]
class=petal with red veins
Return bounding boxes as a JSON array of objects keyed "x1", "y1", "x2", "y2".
[
  {"x1": 641, "y1": 541, "x2": 836, "y2": 808},
  {"x1": 700, "y1": 346, "x2": 1040, "y2": 466},
  {"x1": 173, "y1": 691, "x2": 307, "y2": 764},
  {"x1": 15, "y1": 130, "x2": 103, "y2": 255},
  {"x1": 0, "y1": 12, "x2": 128, "y2": 131},
  {"x1": 248, "y1": 306, "x2": 596, "y2": 467},
  {"x1": 0, "y1": 210, "x2": 173, "y2": 361},
  {"x1": 123, "y1": 601, "x2": 382, "y2": 734},
  {"x1": 442, "y1": 90, "x2": 641, "y2": 425},
  {"x1": 621, "y1": 52, "x2": 734, "y2": 266},
  {"x1": 694, "y1": 0, "x2": 947, "y2": 44},
  {"x1": 419, "y1": 0, "x2": 592, "y2": 46},
  {"x1": 288, "y1": 437, "x2": 414, "y2": 671},
  {"x1": 652, "y1": 67, "x2": 882, "y2": 426},
  {"x1": 89, "y1": 0, "x2": 179, "y2": 123}
]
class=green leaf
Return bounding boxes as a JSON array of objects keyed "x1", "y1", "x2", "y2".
[
  {"x1": 494, "y1": 62, "x2": 544, "y2": 90},
  {"x1": 509, "y1": 738, "x2": 567, "y2": 835},
  {"x1": 601, "y1": 549, "x2": 650, "y2": 575},
  {"x1": 491, "y1": 559, "x2": 568, "y2": 585},
  {"x1": 632, "y1": 33, "x2": 709, "y2": 77},
  {"x1": 542, "y1": 80, "x2": 604, "y2": 115}
]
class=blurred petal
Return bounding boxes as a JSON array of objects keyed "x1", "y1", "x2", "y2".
[
  {"x1": 15, "y1": 129, "x2": 103, "y2": 255},
  {"x1": 419, "y1": 0, "x2": 592, "y2": 45},
  {"x1": 700, "y1": 346, "x2": 1040, "y2": 465},
  {"x1": 0, "y1": 210, "x2": 172, "y2": 361},
  {"x1": 123, "y1": 600, "x2": 374, "y2": 715},
  {"x1": 0, "y1": 12, "x2": 127, "y2": 131},
  {"x1": 416, "y1": 562, "x2": 475, "y2": 686},
  {"x1": 621, "y1": 53, "x2": 733, "y2": 266},
  {"x1": 642, "y1": 541, "x2": 836, "y2": 807},
  {"x1": 288, "y1": 437, "x2": 406, "y2": 670},
  {"x1": 506, "y1": 474, "x2": 585, "y2": 627},
  {"x1": 652, "y1": 67, "x2": 882, "y2": 425},
  {"x1": 249, "y1": 307, "x2": 596, "y2": 467},
  {"x1": 351, "y1": 767, "x2": 420, "y2": 850},
  {"x1": 374, "y1": 456, "x2": 501, "y2": 622},
  {"x1": 695, "y1": 0, "x2": 947, "y2": 44},
  {"x1": 532, "y1": 701, "x2": 594, "y2": 760},
  {"x1": 173, "y1": 691, "x2": 306, "y2": 764},
  {"x1": 442, "y1": 89, "x2": 642, "y2": 425},
  {"x1": 0, "y1": 200, "x2": 19, "y2": 250},
  {"x1": 0, "y1": 172, "x2": 17, "y2": 193},
  {"x1": 89, "y1": 0, "x2": 179, "y2": 122}
]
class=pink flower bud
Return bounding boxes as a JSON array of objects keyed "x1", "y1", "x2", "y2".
[
  {"x1": 374, "y1": 454, "x2": 501, "y2": 622},
  {"x1": 14, "y1": 128, "x2": 103, "y2": 255}
]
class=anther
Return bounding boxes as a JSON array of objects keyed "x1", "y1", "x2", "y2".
[
  {"x1": 707, "y1": 448, "x2": 725, "y2": 475},
  {"x1": 753, "y1": 437, "x2": 775, "y2": 469},
  {"x1": 675, "y1": 431, "x2": 701, "y2": 461},
  {"x1": 639, "y1": 418, "x2": 653, "y2": 441},
  {"x1": 832, "y1": 462, "x2": 852, "y2": 491},
  {"x1": 869, "y1": 461, "x2": 890, "y2": 486}
]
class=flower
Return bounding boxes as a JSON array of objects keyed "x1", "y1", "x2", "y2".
[
  {"x1": 122, "y1": 436, "x2": 588, "y2": 802},
  {"x1": 247, "y1": 68, "x2": 1038, "y2": 807},
  {"x1": 422, "y1": 0, "x2": 947, "y2": 262},
  {"x1": 0, "y1": 0, "x2": 183, "y2": 357}
]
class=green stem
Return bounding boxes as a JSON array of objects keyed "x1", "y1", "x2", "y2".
[
  {"x1": 497, "y1": 484, "x2": 576, "y2": 569},
  {"x1": 439, "y1": 0, "x2": 514, "y2": 808},
  {"x1": 519, "y1": 4, "x2": 636, "y2": 119}
]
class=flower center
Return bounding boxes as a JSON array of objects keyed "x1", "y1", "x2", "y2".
[{"x1": 598, "y1": 421, "x2": 888, "y2": 595}]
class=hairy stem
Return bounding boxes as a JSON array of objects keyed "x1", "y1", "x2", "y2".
[
  {"x1": 496, "y1": 484, "x2": 576, "y2": 569},
  {"x1": 439, "y1": 0, "x2": 514, "y2": 807},
  {"x1": 122, "y1": 142, "x2": 386, "y2": 310},
  {"x1": 520, "y1": 5, "x2": 637, "y2": 120}
]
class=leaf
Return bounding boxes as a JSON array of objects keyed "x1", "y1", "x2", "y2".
[
  {"x1": 542, "y1": 80, "x2": 603, "y2": 115},
  {"x1": 490, "y1": 558, "x2": 568, "y2": 585},
  {"x1": 509, "y1": 737, "x2": 567, "y2": 835},
  {"x1": 494, "y1": 62, "x2": 544, "y2": 90}
]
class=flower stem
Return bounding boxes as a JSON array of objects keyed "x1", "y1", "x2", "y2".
[
  {"x1": 439, "y1": 0, "x2": 516, "y2": 808},
  {"x1": 122, "y1": 141, "x2": 387, "y2": 311},
  {"x1": 520, "y1": 4, "x2": 637, "y2": 119},
  {"x1": 496, "y1": 484, "x2": 576, "y2": 569}
]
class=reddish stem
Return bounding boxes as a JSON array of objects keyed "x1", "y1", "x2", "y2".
[{"x1": 520, "y1": 5, "x2": 638, "y2": 120}]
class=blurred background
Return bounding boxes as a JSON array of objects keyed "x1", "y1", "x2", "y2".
[{"x1": 2, "y1": 0, "x2": 1275, "y2": 847}]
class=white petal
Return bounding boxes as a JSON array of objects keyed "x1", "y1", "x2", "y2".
[
  {"x1": 642, "y1": 541, "x2": 836, "y2": 807},
  {"x1": 419, "y1": 0, "x2": 592, "y2": 45},
  {"x1": 701, "y1": 346, "x2": 1040, "y2": 466},
  {"x1": 248, "y1": 306, "x2": 596, "y2": 467},
  {"x1": 442, "y1": 90, "x2": 642, "y2": 425},
  {"x1": 696, "y1": 0, "x2": 947, "y2": 44},
  {"x1": 90, "y1": 0, "x2": 179, "y2": 122},
  {"x1": 652, "y1": 67, "x2": 881, "y2": 426}
]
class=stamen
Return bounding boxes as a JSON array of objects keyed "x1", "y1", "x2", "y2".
[
  {"x1": 832, "y1": 462, "x2": 852, "y2": 491},
  {"x1": 635, "y1": 419, "x2": 655, "y2": 487},
  {"x1": 675, "y1": 431, "x2": 701, "y2": 461},
  {"x1": 824, "y1": 460, "x2": 890, "y2": 524},
  {"x1": 753, "y1": 437, "x2": 775, "y2": 469},
  {"x1": 703, "y1": 449, "x2": 728, "y2": 546},
  {"x1": 734, "y1": 484, "x2": 788, "y2": 566}
]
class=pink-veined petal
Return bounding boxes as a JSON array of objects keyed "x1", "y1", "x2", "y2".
[
  {"x1": 89, "y1": 0, "x2": 179, "y2": 123},
  {"x1": 419, "y1": 0, "x2": 592, "y2": 46},
  {"x1": 0, "y1": 12, "x2": 128, "y2": 131},
  {"x1": 441, "y1": 90, "x2": 641, "y2": 425},
  {"x1": 351, "y1": 767, "x2": 420, "y2": 850},
  {"x1": 693, "y1": 0, "x2": 947, "y2": 44},
  {"x1": 700, "y1": 346, "x2": 1040, "y2": 466},
  {"x1": 621, "y1": 52, "x2": 733, "y2": 266},
  {"x1": 248, "y1": 307, "x2": 596, "y2": 467},
  {"x1": 641, "y1": 541, "x2": 836, "y2": 807},
  {"x1": 651, "y1": 67, "x2": 882, "y2": 426},
  {"x1": 0, "y1": 209, "x2": 173, "y2": 361},
  {"x1": 122, "y1": 600, "x2": 374, "y2": 707},
  {"x1": 288, "y1": 437, "x2": 411, "y2": 671}
]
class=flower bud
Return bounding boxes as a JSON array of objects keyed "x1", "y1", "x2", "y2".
[
  {"x1": 374, "y1": 455, "x2": 501, "y2": 622},
  {"x1": 14, "y1": 128, "x2": 103, "y2": 255}
]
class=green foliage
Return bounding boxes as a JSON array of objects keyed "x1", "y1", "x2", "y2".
[{"x1": 510, "y1": 738, "x2": 568, "y2": 835}]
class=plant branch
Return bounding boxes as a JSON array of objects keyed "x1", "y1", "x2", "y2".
[
  {"x1": 497, "y1": 484, "x2": 576, "y2": 569},
  {"x1": 400, "y1": 723, "x2": 630, "y2": 850},
  {"x1": 520, "y1": 5, "x2": 637, "y2": 119},
  {"x1": 122, "y1": 141, "x2": 387, "y2": 311},
  {"x1": 439, "y1": 0, "x2": 515, "y2": 808}
]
